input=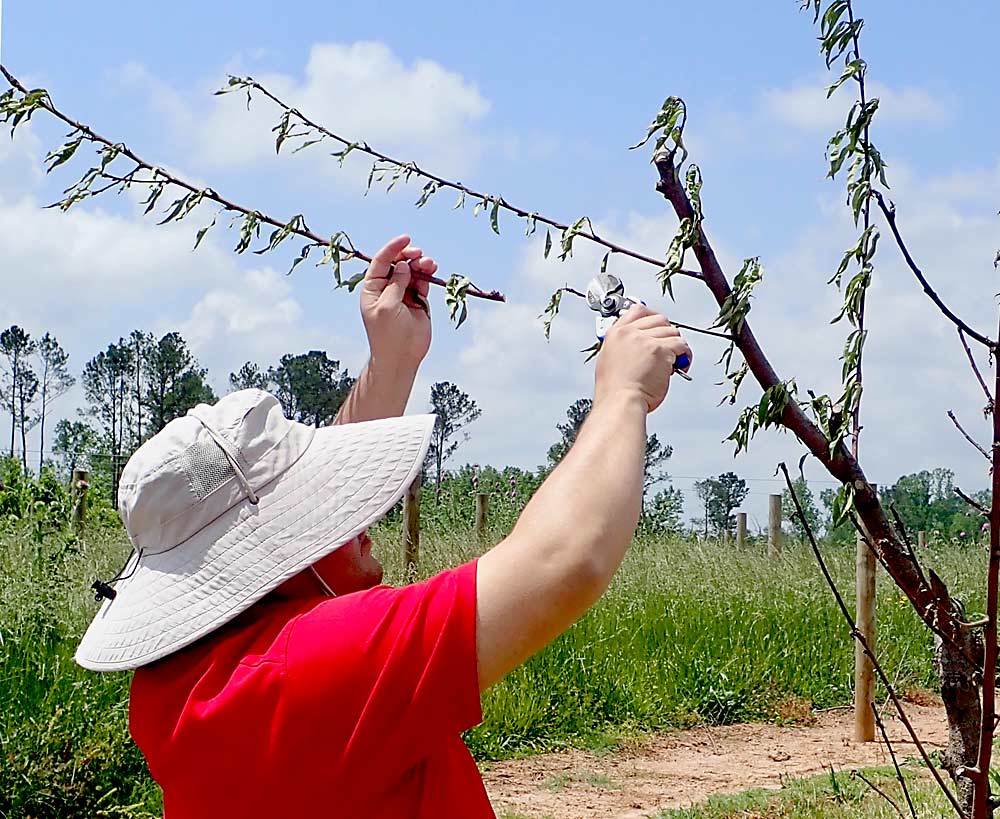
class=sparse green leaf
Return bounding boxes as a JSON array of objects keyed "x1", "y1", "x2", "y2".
[
  {"x1": 292, "y1": 137, "x2": 324, "y2": 154},
  {"x1": 560, "y1": 216, "x2": 592, "y2": 260},
  {"x1": 490, "y1": 198, "x2": 501, "y2": 235},
  {"x1": 288, "y1": 243, "x2": 313, "y2": 275},
  {"x1": 234, "y1": 211, "x2": 262, "y2": 254},
  {"x1": 415, "y1": 181, "x2": 439, "y2": 209},
  {"x1": 685, "y1": 164, "x2": 704, "y2": 226},
  {"x1": 539, "y1": 289, "x2": 564, "y2": 339},
  {"x1": 544, "y1": 229, "x2": 552, "y2": 259},
  {"x1": 193, "y1": 211, "x2": 220, "y2": 250},
  {"x1": 44, "y1": 135, "x2": 83, "y2": 173},
  {"x1": 344, "y1": 272, "x2": 366, "y2": 292},
  {"x1": 828, "y1": 58, "x2": 866, "y2": 97},
  {"x1": 445, "y1": 275, "x2": 472, "y2": 328},
  {"x1": 631, "y1": 96, "x2": 686, "y2": 158},
  {"x1": 273, "y1": 111, "x2": 292, "y2": 154},
  {"x1": 582, "y1": 340, "x2": 602, "y2": 362}
]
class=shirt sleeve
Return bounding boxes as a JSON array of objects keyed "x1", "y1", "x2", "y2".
[{"x1": 280, "y1": 558, "x2": 482, "y2": 784}]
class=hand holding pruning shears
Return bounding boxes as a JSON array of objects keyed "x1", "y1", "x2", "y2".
[{"x1": 586, "y1": 273, "x2": 693, "y2": 381}]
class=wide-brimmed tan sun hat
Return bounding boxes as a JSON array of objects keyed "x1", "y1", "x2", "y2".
[{"x1": 75, "y1": 389, "x2": 435, "y2": 672}]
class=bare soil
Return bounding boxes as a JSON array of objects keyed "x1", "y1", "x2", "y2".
[{"x1": 483, "y1": 700, "x2": 948, "y2": 819}]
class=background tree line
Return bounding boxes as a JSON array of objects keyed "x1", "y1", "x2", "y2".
[{"x1": 1, "y1": 323, "x2": 989, "y2": 545}]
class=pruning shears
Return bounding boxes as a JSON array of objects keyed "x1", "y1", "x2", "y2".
[{"x1": 585, "y1": 273, "x2": 693, "y2": 381}]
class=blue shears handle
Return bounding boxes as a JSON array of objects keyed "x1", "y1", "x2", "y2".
[{"x1": 596, "y1": 298, "x2": 691, "y2": 379}]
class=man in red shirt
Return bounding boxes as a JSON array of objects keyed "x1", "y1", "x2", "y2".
[{"x1": 75, "y1": 234, "x2": 692, "y2": 818}]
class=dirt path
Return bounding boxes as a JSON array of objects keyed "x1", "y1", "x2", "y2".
[{"x1": 483, "y1": 701, "x2": 948, "y2": 819}]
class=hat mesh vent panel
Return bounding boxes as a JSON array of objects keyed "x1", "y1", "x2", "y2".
[{"x1": 182, "y1": 440, "x2": 239, "y2": 501}]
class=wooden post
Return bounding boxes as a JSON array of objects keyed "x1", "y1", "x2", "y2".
[
  {"x1": 71, "y1": 469, "x2": 89, "y2": 530},
  {"x1": 402, "y1": 476, "x2": 420, "y2": 576},
  {"x1": 918, "y1": 530, "x2": 928, "y2": 549},
  {"x1": 768, "y1": 494, "x2": 782, "y2": 558},
  {"x1": 474, "y1": 492, "x2": 488, "y2": 541},
  {"x1": 855, "y1": 483, "x2": 877, "y2": 742},
  {"x1": 736, "y1": 512, "x2": 747, "y2": 550}
]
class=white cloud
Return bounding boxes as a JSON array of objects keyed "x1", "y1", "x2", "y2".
[
  {"x1": 761, "y1": 78, "x2": 948, "y2": 132},
  {"x1": 119, "y1": 41, "x2": 491, "y2": 183},
  {"x1": 161, "y1": 266, "x2": 362, "y2": 390}
]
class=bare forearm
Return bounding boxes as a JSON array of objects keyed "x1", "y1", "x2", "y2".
[
  {"x1": 475, "y1": 390, "x2": 647, "y2": 688},
  {"x1": 512, "y1": 390, "x2": 647, "y2": 578},
  {"x1": 333, "y1": 357, "x2": 418, "y2": 425}
]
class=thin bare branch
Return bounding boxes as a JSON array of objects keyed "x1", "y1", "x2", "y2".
[
  {"x1": 779, "y1": 461, "x2": 967, "y2": 819},
  {"x1": 553, "y1": 286, "x2": 735, "y2": 341},
  {"x1": 955, "y1": 486, "x2": 989, "y2": 517},
  {"x1": 873, "y1": 190, "x2": 994, "y2": 348},
  {"x1": 947, "y1": 410, "x2": 992, "y2": 462},
  {"x1": 958, "y1": 328, "x2": 994, "y2": 411},
  {"x1": 873, "y1": 703, "x2": 919, "y2": 819},
  {"x1": 970, "y1": 312, "x2": 1000, "y2": 819},
  {"x1": 851, "y1": 769, "x2": 906, "y2": 819},
  {"x1": 889, "y1": 504, "x2": 930, "y2": 591}
]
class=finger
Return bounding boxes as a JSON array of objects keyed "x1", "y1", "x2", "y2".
[
  {"x1": 365, "y1": 234, "x2": 411, "y2": 290},
  {"x1": 615, "y1": 303, "x2": 657, "y2": 324},
  {"x1": 409, "y1": 257, "x2": 436, "y2": 297},
  {"x1": 404, "y1": 287, "x2": 431, "y2": 316},
  {"x1": 400, "y1": 246, "x2": 423, "y2": 261},
  {"x1": 645, "y1": 325, "x2": 682, "y2": 339},
  {"x1": 663, "y1": 338, "x2": 693, "y2": 368},
  {"x1": 382, "y1": 260, "x2": 413, "y2": 306},
  {"x1": 629, "y1": 313, "x2": 672, "y2": 331}
]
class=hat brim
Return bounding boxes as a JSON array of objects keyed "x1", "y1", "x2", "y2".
[{"x1": 75, "y1": 413, "x2": 435, "y2": 671}]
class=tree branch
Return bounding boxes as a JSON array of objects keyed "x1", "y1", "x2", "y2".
[
  {"x1": 970, "y1": 313, "x2": 1000, "y2": 819},
  {"x1": 654, "y1": 153, "x2": 961, "y2": 643},
  {"x1": 872, "y1": 702, "x2": 919, "y2": 819},
  {"x1": 947, "y1": 410, "x2": 992, "y2": 462},
  {"x1": 851, "y1": 769, "x2": 906, "y2": 819},
  {"x1": 846, "y1": 0, "x2": 872, "y2": 460},
  {"x1": 955, "y1": 486, "x2": 990, "y2": 517},
  {"x1": 958, "y1": 328, "x2": 994, "y2": 411},
  {"x1": 0, "y1": 65, "x2": 506, "y2": 305},
  {"x1": 239, "y1": 77, "x2": 706, "y2": 282},
  {"x1": 779, "y1": 462, "x2": 966, "y2": 819},
  {"x1": 873, "y1": 190, "x2": 994, "y2": 348}
]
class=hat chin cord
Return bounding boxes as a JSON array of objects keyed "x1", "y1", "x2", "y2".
[{"x1": 309, "y1": 566, "x2": 337, "y2": 597}]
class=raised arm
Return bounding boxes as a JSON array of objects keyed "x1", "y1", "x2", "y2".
[
  {"x1": 334, "y1": 234, "x2": 434, "y2": 424},
  {"x1": 475, "y1": 305, "x2": 692, "y2": 690}
]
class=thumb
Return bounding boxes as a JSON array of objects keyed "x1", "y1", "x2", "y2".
[{"x1": 381, "y1": 261, "x2": 412, "y2": 306}]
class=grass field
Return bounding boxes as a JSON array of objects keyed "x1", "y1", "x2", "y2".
[
  {"x1": 655, "y1": 766, "x2": 951, "y2": 819},
  {"x1": 0, "y1": 512, "x2": 986, "y2": 817}
]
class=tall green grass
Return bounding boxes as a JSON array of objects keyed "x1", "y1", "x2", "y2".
[
  {"x1": 1, "y1": 511, "x2": 986, "y2": 816},
  {"x1": 375, "y1": 527, "x2": 984, "y2": 759}
]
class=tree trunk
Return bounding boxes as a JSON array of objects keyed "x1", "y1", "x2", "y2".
[
  {"x1": 8, "y1": 360, "x2": 16, "y2": 458},
  {"x1": 38, "y1": 384, "x2": 47, "y2": 474},
  {"x1": 653, "y1": 155, "x2": 992, "y2": 817},
  {"x1": 935, "y1": 626, "x2": 984, "y2": 814}
]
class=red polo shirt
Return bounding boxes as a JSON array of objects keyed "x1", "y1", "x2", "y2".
[{"x1": 129, "y1": 559, "x2": 494, "y2": 818}]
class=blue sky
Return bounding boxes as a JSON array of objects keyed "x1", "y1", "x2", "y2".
[{"x1": 2, "y1": 1, "x2": 998, "y2": 528}]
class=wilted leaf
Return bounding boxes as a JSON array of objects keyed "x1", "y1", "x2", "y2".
[
  {"x1": 490, "y1": 198, "x2": 501, "y2": 235},
  {"x1": 44, "y1": 135, "x2": 83, "y2": 173},
  {"x1": 445, "y1": 275, "x2": 472, "y2": 328}
]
